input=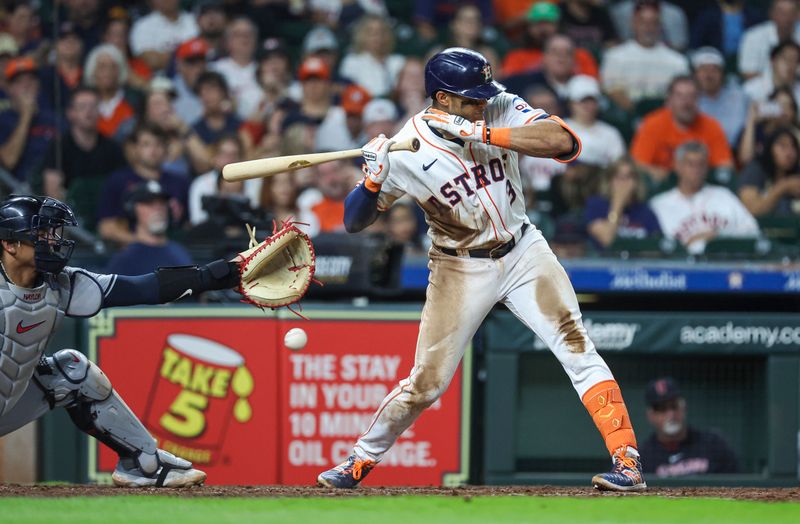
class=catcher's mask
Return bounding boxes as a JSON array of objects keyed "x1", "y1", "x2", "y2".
[{"x1": 0, "y1": 195, "x2": 78, "y2": 274}]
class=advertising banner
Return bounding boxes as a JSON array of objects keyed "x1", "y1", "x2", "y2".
[
  {"x1": 87, "y1": 309, "x2": 280, "y2": 485},
  {"x1": 279, "y1": 311, "x2": 470, "y2": 486},
  {"x1": 86, "y1": 306, "x2": 470, "y2": 486},
  {"x1": 486, "y1": 311, "x2": 800, "y2": 354}
]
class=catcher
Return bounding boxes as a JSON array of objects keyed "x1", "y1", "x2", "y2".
[{"x1": 0, "y1": 195, "x2": 314, "y2": 487}]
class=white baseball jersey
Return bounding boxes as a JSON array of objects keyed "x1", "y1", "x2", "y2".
[
  {"x1": 377, "y1": 92, "x2": 567, "y2": 250},
  {"x1": 649, "y1": 185, "x2": 760, "y2": 253}
]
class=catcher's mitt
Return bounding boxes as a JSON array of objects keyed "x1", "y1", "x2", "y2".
[{"x1": 235, "y1": 221, "x2": 316, "y2": 310}]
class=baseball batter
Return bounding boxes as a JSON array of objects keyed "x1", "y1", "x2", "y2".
[
  {"x1": 0, "y1": 195, "x2": 240, "y2": 487},
  {"x1": 317, "y1": 48, "x2": 646, "y2": 492}
]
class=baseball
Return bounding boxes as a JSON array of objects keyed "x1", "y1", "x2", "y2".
[{"x1": 284, "y1": 328, "x2": 308, "y2": 350}]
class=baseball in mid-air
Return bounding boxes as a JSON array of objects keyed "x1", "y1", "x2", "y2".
[{"x1": 284, "y1": 328, "x2": 308, "y2": 350}]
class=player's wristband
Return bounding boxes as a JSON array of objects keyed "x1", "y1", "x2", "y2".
[
  {"x1": 486, "y1": 127, "x2": 511, "y2": 148},
  {"x1": 363, "y1": 177, "x2": 382, "y2": 193}
]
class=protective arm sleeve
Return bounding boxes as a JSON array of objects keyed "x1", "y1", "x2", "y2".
[
  {"x1": 343, "y1": 183, "x2": 381, "y2": 233},
  {"x1": 103, "y1": 259, "x2": 240, "y2": 307}
]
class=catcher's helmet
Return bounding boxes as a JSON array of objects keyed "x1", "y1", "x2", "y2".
[
  {"x1": 424, "y1": 47, "x2": 505, "y2": 99},
  {"x1": 0, "y1": 195, "x2": 77, "y2": 274}
]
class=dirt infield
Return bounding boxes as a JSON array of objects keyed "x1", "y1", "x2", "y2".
[{"x1": 0, "y1": 485, "x2": 798, "y2": 501}]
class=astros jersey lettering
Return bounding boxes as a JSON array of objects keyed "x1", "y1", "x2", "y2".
[{"x1": 379, "y1": 92, "x2": 551, "y2": 249}]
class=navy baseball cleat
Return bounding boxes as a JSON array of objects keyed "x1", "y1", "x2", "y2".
[
  {"x1": 317, "y1": 454, "x2": 376, "y2": 488},
  {"x1": 592, "y1": 446, "x2": 647, "y2": 492}
]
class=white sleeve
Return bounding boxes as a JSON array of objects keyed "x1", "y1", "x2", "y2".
[
  {"x1": 129, "y1": 19, "x2": 151, "y2": 56},
  {"x1": 486, "y1": 92, "x2": 549, "y2": 128},
  {"x1": 738, "y1": 28, "x2": 762, "y2": 76},
  {"x1": 62, "y1": 267, "x2": 115, "y2": 318},
  {"x1": 725, "y1": 190, "x2": 761, "y2": 236}
]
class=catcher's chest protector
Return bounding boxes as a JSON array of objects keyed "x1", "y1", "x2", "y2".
[{"x1": 0, "y1": 274, "x2": 68, "y2": 416}]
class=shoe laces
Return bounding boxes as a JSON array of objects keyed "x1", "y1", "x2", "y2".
[
  {"x1": 614, "y1": 449, "x2": 637, "y2": 472},
  {"x1": 351, "y1": 459, "x2": 375, "y2": 480}
]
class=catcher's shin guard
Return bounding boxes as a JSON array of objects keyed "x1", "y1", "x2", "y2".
[{"x1": 38, "y1": 350, "x2": 206, "y2": 487}]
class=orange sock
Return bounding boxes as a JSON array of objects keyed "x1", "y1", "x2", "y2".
[{"x1": 581, "y1": 380, "x2": 637, "y2": 456}]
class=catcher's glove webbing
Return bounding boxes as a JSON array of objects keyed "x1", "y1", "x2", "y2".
[{"x1": 235, "y1": 221, "x2": 317, "y2": 314}]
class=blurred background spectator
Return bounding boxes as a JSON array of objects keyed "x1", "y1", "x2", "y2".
[
  {"x1": 210, "y1": 17, "x2": 261, "y2": 119},
  {"x1": 649, "y1": 141, "x2": 759, "y2": 254},
  {"x1": 611, "y1": 0, "x2": 689, "y2": 52},
  {"x1": 630, "y1": 76, "x2": 733, "y2": 185},
  {"x1": 195, "y1": 0, "x2": 227, "y2": 61},
  {"x1": 560, "y1": 0, "x2": 618, "y2": 54},
  {"x1": 585, "y1": 157, "x2": 661, "y2": 250},
  {"x1": 691, "y1": 1, "x2": 764, "y2": 63},
  {"x1": 316, "y1": 83, "x2": 371, "y2": 151},
  {"x1": 297, "y1": 159, "x2": 359, "y2": 237},
  {"x1": 737, "y1": 0, "x2": 800, "y2": 80},
  {"x1": 601, "y1": 0, "x2": 689, "y2": 113},
  {"x1": 737, "y1": 86, "x2": 800, "y2": 166},
  {"x1": 339, "y1": 14, "x2": 405, "y2": 98},
  {"x1": 130, "y1": 0, "x2": 198, "y2": 72},
  {"x1": 82, "y1": 44, "x2": 135, "y2": 139},
  {"x1": 563, "y1": 75, "x2": 625, "y2": 168},
  {"x1": 106, "y1": 180, "x2": 193, "y2": 275},
  {"x1": 738, "y1": 127, "x2": 800, "y2": 217},
  {"x1": 692, "y1": 46, "x2": 748, "y2": 148},
  {"x1": 101, "y1": 9, "x2": 153, "y2": 92},
  {"x1": 190, "y1": 71, "x2": 241, "y2": 173},
  {"x1": 640, "y1": 377, "x2": 739, "y2": 477},
  {"x1": 742, "y1": 40, "x2": 800, "y2": 105}
]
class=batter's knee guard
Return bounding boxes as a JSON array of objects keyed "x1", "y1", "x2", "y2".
[{"x1": 39, "y1": 350, "x2": 204, "y2": 486}]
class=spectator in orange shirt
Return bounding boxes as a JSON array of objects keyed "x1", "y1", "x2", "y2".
[
  {"x1": 83, "y1": 44, "x2": 135, "y2": 139},
  {"x1": 297, "y1": 159, "x2": 360, "y2": 237},
  {"x1": 630, "y1": 75, "x2": 733, "y2": 183},
  {"x1": 501, "y1": 2, "x2": 599, "y2": 79}
]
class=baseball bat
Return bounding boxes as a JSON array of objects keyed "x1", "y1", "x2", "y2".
[{"x1": 222, "y1": 137, "x2": 421, "y2": 182}]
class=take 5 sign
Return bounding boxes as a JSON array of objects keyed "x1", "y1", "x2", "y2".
[{"x1": 86, "y1": 307, "x2": 471, "y2": 486}]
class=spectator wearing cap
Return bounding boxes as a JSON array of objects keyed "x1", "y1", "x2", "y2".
[
  {"x1": 362, "y1": 98, "x2": 398, "y2": 139},
  {"x1": 195, "y1": 0, "x2": 227, "y2": 61},
  {"x1": 239, "y1": 39, "x2": 296, "y2": 161},
  {"x1": 102, "y1": 10, "x2": 153, "y2": 91},
  {"x1": 639, "y1": 377, "x2": 739, "y2": 477},
  {"x1": 130, "y1": 0, "x2": 199, "y2": 72},
  {"x1": 560, "y1": 0, "x2": 619, "y2": 52},
  {"x1": 302, "y1": 26, "x2": 340, "y2": 74},
  {"x1": 584, "y1": 157, "x2": 661, "y2": 250},
  {"x1": 338, "y1": 14, "x2": 406, "y2": 98},
  {"x1": 172, "y1": 37, "x2": 209, "y2": 126},
  {"x1": 631, "y1": 76, "x2": 733, "y2": 184},
  {"x1": 0, "y1": 33, "x2": 19, "y2": 112},
  {"x1": 97, "y1": 123, "x2": 190, "y2": 245},
  {"x1": 692, "y1": 47, "x2": 748, "y2": 147},
  {"x1": 106, "y1": 180, "x2": 193, "y2": 276},
  {"x1": 282, "y1": 56, "x2": 334, "y2": 131},
  {"x1": 39, "y1": 22, "x2": 84, "y2": 112},
  {"x1": 0, "y1": 57, "x2": 59, "y2": 183},
  {"x1": 738, "y1": 0, "x2": 800, "y2": 80},
  {"x1": 39, "y1": 86, "x2": 125, "y2": 228},
  {"x1": 690, "y1": 1, "x2": 764, "y2": 61},
  {"x1": 601, "y1": 0, "x2": 689, "y2": 112},
  {"x1": 501, "y1": 3, "x2": 599, "y2": 79},
  {"x1": 564, "y1": 75, "x2": 625, "y2": 168},
  {"x1": 316, "y1": 84, "x2": 372, "y2": 152},
  {"x1": 743, "y1": 41, "x2": 800, "y2": 106},
  {"x1": 611, "y1": 0, "x2": 689, "y2": 52},
  {"x1": 83, "y1": 44, "x2": 136, "y2": 139},
  {"x1": 189, "y1": 135, "x2": 261, "y2": 226},
  {"x1": 210, "y1": 17, "x2": 261, "y2": 120}
]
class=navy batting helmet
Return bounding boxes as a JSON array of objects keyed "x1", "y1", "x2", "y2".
[
  {"x1": 424, "y1": 47, "x2": 505, "y2": 99},
  {"x1": 0, "y1": 195, "x2": 77, "y2": 274}
]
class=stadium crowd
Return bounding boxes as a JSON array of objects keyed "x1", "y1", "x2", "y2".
[{"x1": 1, "y1": 0, "x2": 799, "y2": 270}]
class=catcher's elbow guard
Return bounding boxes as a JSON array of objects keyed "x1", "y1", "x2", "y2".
[{"x1": 156, "y1": 260, "x2": 240, "y2": 303}]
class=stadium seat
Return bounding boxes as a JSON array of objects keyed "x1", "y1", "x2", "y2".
[
  {"x1": 702, "y1": 237, "x2": 770, "y2": 258},
  {"x1": 757, "y1": 215, "x2": 800, "y2": 245}
]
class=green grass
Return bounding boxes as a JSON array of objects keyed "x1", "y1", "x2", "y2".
[{"x1": 0, "y1": 495, "x2": 798, "y2": 524}]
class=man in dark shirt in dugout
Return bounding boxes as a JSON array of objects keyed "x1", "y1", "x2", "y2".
[{"x1": 639, "y1": 377, "x2": 739, "y2": 477}]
